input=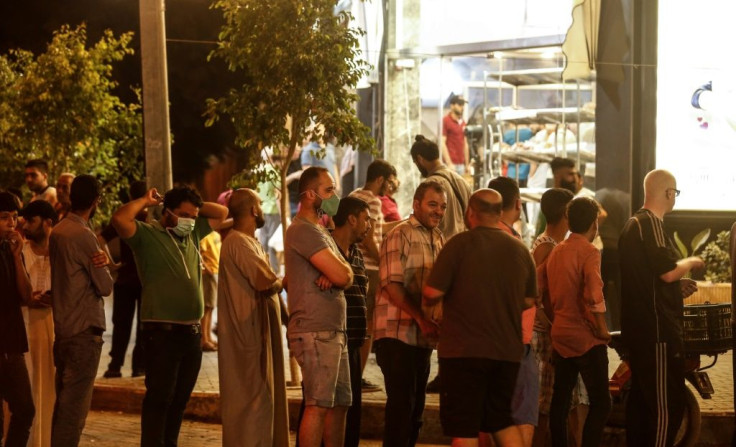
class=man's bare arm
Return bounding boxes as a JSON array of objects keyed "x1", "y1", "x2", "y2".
[
  {"x1": 309, "y1": 248, "x2": 353, "y2": 289},
  {"x1": 112, "y1": 188, "x2": 161, "y2": 239},
  {"x1": 199, "y1": 202, "x2": 229, "y2": 230},
  {"x1": 660, "y1": 256, "x2": 705, "y2": 283}
]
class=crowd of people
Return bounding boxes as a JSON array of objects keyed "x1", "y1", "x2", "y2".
[{"x1": 0, "y1": 138, "x2": 702, "y2": 447}]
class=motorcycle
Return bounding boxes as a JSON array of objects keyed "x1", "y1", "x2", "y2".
[{"x1": 606, "y1": 302, "x2": 732, "y2": 447}]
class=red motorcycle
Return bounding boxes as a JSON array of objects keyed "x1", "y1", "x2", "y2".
[{"x1": 607, "y1": 303, "x2": 732, "y2": 447}]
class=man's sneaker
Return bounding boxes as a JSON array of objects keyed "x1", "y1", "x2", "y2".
[
  {"x1": 425, "y1": 375, "x2": 440, "y2": 393},
  {"x1": 103, "y1": 369, "x2": 122, "y2": 379},
  {"x1": 131, "y1": 368, "x2": 145, "y2": 378},
  {"x1": 361, "y1": 378, "x2": 382, "y2": 392}
]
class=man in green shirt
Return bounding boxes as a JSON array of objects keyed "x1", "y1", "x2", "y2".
[{"x1": 112, "y1": 186, "x2": 227, "y2": 447}]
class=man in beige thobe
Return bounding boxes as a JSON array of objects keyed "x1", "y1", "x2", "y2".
[{"x1": 217, "y1": 189, "x2": 288, "y2": 447}]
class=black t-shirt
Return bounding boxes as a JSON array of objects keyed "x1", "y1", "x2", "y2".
[
  {"x1": 619, "y1": 209, "x2": 682, "y2": 348},
  {"x1": 0, "y1": 242, "x2": 29, "y2": 354},
  {"x1": 427, "y1": 226, "x2": 537, "y2": 362}
]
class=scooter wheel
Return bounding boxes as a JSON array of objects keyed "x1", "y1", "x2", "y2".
[{"x1": 674, "y1": 386, "x2": 701, "y2": 447}]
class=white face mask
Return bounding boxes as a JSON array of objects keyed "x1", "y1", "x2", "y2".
[{"x1": 168, "y1": 210, "x2": 196, "y2": 237}]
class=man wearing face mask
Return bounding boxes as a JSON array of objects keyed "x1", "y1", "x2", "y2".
[
  {"x1": 111, "y1": 186, "x2": 228, "y2": 447},
  {"x1": 285, "y1": 166, "x2": 354, "y2": 447},
  {"x1": 217, "y1": 189, "x2": 289, "y2": 447}
]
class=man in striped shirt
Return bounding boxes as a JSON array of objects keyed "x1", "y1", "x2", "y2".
[
  {"x1": 619, "y1": 169, "x2": 702, "y2": 446},
  {"x1": 349, "y1": 159, "x2": 400, "y2": 385}
]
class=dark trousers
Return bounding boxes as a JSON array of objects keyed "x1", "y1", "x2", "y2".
[
  {"x1": 141, "y1": 329, "x2": 202, "y2": 447},
  {"x1": 626, "y1": 341, "x2": 685, "y2": 447},
  {"x1": 374, "y1": 338, "x2": 432, "y2": 447},
  {"x1": 109, "y1": 283, "x2": 144, "y2": 372},
  {"x1": 549, "y1": 344, "x2": 611, "y2": 447},
  {"x1": 0, "y1": 353, "x2": 35, "y2": 447},
  {"x1": 52, "y1": 330, "x2": 104, "y2": 447}
]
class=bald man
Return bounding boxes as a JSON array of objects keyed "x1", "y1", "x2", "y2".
[
  {"x1": 423, "y1": 189, "x2": 537, "y2": 447},
  {"x1": 217, "y1": 189, "x2": 289, "y2": 447},
  {"x1": 619, "y1": 169, "x2": 703, "y2": 447}
]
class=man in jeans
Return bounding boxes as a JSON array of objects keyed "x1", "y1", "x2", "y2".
[
  {"x1": 0, "y1": 191, "x2": 35, "y2": 447},
  {"x1": 374, "y1": 181, "x2": 446, "y2": 446},
  {"x1": 545, "y1": 197, "x2": 612, "y2": 447},
  {"x1": 49, "y1": 175, "x2": 114, "y2": 446},
  {"x1": 285, "y1": 167, "x2": 354, "y2": 447},
  {"x1": 112, "y1": 186, "x2": 228, "y2": 447}
]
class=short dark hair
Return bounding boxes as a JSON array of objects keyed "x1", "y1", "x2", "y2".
[
  {"x1": 486, "y1": 176, "x2": 519, "y2": 210},
  {"x1": 550, "y1": 157, "x2": 575, "y2": 174},
  {"x1": 468, "y1": 194, "x2": 503, "y2": 217},
  {"x1": 365, "y1": 159, "x2": 397, "y2": 183},
  {"x1": 298, "y1": 166, "x2": 329, "y2": 195},
  {"x1": 129, "y1": 181, "x2": 148, "y2": 201},
  {"x1": 163, "y1": 186, "x2": 203, "y2": 211},
  {"x1": 25, "y1": 159, "x2": 49, "y2": 174},
  {"x1": 70, "y1": 175, "x2": 101, "y2": 211},
  {"x1": 0, "y1": 191, "x2": 20, "y2": 213},
  {"x1": 567, "y1": 197, "x2": 599, "y2": 234},
  {"x1": 414, "y1": 180, "x2": 445, "y2": 202},
  {"x1": 21, "y1": 200, "x2": 58, "y2": 225},
  {"x1": 541, "y1": 188, "x2": 574, "y2": 225},
  {"x1": 333, "y1": 196, "x2": 370, "y2": 227},
  {"x1": 410, "y1": 135, "x2": 440, "y2": 162}
]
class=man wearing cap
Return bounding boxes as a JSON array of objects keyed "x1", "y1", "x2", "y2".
[{"x1": 442, "y1": 94, "x2": 470, "y2": 175}]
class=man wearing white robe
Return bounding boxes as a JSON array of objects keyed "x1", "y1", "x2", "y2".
[{"x1": 217, "y1": 188, "x2": 288, "y2": 447}]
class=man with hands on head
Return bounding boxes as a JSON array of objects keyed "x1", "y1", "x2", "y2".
[
  {"x1": 112, "y1": 185, "x2": 228, "y2": 447},
  {"x1": 285, "y1": 166, "x2": 354, "y2": 447}
]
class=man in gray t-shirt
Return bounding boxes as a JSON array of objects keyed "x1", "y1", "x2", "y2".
[{"x1": 285, "y1": 166, "x2": 354, "y2": 447}]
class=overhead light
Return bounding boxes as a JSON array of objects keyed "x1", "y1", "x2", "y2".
[{"x1": 395, "y1": 58, "x2": 416, "y2": 69}]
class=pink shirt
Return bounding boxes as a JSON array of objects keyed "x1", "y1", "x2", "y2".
[{"x1": 544, "y1": 233, "x2": 607, "y2": 358}]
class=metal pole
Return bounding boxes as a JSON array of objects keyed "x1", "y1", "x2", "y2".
[{"x1": 139, "y1": 0, "x2": 173, "y2": 192}]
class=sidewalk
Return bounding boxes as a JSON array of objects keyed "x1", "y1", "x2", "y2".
[{"x1": 91, "y1": 301, "x2": 735, "y2": 445}]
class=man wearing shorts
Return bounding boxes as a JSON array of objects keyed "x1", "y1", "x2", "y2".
[
  {"x1": 285, "y1": 167, "x2": 354, "y2": 447},
  {"x1": 423, "y1": 189, "x2": 537, "y2": 446}
]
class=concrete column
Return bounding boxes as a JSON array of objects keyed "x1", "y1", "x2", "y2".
[
  {"x1": 384, "y1": 0, "x2": 422, "y2": 216},
  {"x1": 139, "y1": 0, "x2": 173, "y2": 192}
]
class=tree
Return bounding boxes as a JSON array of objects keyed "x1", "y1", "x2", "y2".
[
  {"x1": 0, "y1": 24, "x2": 143, "y2": 223},
  {"x1": 205, "y1": 0, "x2": 374, "y2": 223}
]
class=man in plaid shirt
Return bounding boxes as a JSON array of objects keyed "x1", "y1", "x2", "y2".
[{"x1": 373, "y1": 180, "x2": 447, "y2": 447}]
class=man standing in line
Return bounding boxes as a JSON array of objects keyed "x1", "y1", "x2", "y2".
[
  {"x1": 441, "y1": 94, "x2": 470, "y2": 175},
  {"x1": 112, "y1": 186, "x2": 228, "y2": 447},
  {"x1": 49, "y1": 175, "x2": 114, "y2": 446},
  {"x1": 546, "y1": 197, "x2": 611, "y2": 447},
  {"x1": 0, "y1": 191, "x2": 35, "y2": 447},
  {"x1": 285, "y1": 166, "x2": 354, "y2": 447},
  {"x1": 199, "y1": 231, "x2": 221, "y2": 351},
  {"x1": 349, "y1": 159, "x2": 400, "y2": 387},
  {"x1": 487, "y1": 176, "x2": 539, "y2": 446},
  {"x1": 100, "y1": 181, "x2": 148, "y2": 379},
  {"x1": 21, "y1": 200, "x2": 58, "y2": 447},
  {"x1": 619, "y1": 170, "x2": 702, "y2": 446},
  {"x1": 374, "y1": 181, "x2": 446, "y2": 447},
  {"x1": 24, "y1": 160, "x2": 57, "y2": 206},
  {"x1": 218, "y1": 189, "x2": 289, "y2": 447},
  {"x1": 329, "y1": 197, "x2": 371, "y2": 447},
  {"x1": 423, "y1": 189, "x2": 536, "y2": 447},
  {"x1": 54, "y1": 173, "x2": 75, "y2": 220}
]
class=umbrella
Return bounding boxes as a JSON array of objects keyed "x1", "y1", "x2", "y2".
[{"x1": 562, "y1": 0, "x2": 600, "y2": 81}]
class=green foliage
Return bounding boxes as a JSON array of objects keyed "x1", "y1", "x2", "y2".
[
  {"x1": 205, "y1": 0, "x2": 375, "y2": 190},
  {"x1": 701, "y1": 230, "x2": 731, "y2": 283},
  {"x1": 0, "y1": 24, "x2": 143, "y2": 224},
  {"x1": 674, "y1": 228, "x2": 710, "y2": 259}
]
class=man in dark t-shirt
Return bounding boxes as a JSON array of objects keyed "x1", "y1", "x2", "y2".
[
  {"x1": 0, "y1": 191, "x2": 35, "y2": 447},
  {"x1": 619, "y1": 169, "x2": 703, "y2": 446},
  {"x1": 423, "y1": 189, "x2": 537, "y2": 446}
]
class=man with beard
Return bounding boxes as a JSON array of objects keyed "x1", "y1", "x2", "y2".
[
  {"x1": 21, "y1": 200, "x2": 58, "y2": 447},
  {"x1": 217, "y1": 189, "x2": 289, "y2": 447},
  {"x1": 410, "y1": 135, "x2": 471, "y2": 241},
  {"x1": 24, "y1": 160, "x2": 57, "y2": 207},
  {"x1": 285, "y1": 166, "x2": 354, "y2": 447},
  {"x1": 54, "y1": 173, "x2": 75, "y2": 220},
  {"x1": 49, "y1": 175, "x2": 113, "y2": 446},
  {"x1": 330, "y1": 197, "x2": 371, "y2": 447},
  {"x1": 112, "y1": 186, "x2": 228, "y2": 447},
  {"x1": 349, "y1": 159, "x2": 400, "y2": 388},
  {"x1": 373, "y1": 180, "x2": 446, "y2": 447}
]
